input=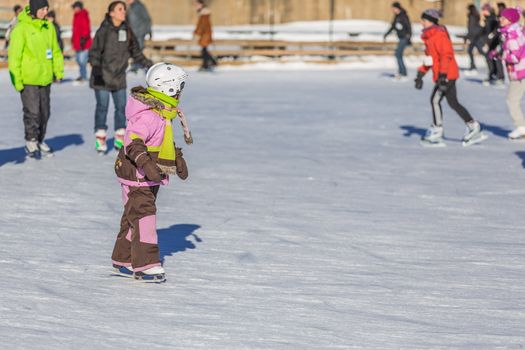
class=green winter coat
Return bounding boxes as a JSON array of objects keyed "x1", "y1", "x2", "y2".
[{"x1": 8, "y1": 7, "x2": 64, "y2": 91}]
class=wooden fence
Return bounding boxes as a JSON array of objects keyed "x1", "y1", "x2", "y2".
[{"x1": 0, "y1": 38, "x2": 468, "y2": 68}]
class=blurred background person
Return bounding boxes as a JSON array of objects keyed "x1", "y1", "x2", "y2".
[
  {"x1": 88, "y1": 0, "x2": 152, "y2": 153},
  {"x1": 8, "y1": 0, "x2": 64, "y2": 158},
  {"x1": 126, "y1": 0, "x2": 152, "y2": 73},
  {"x1": 383, "y1": 2, "x2": 412, "y2": 81},
  {"x1": 482, "y1": 3, "x2": 505, "y2": 85},
  {"x1": 46, "y1": 10, "x2": 63, "y2": 53},
  {"x1": 497, "y1": 2, "x2": 507, "y2": 17},
  {"x1": 466, "y1": 4, "x2": 484, "y2": 72},
  {"x1": 194, "y1": 0, "x2": 217, "y2": 72},
  {"x1": 5, "y1": 5, "x2": 23, "y2": 49},
  {"x1": 71, "y1": 1, "x2": 92, "y2": 85}
]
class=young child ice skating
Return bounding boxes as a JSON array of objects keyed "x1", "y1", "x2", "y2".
[
  {"x1": 492, "y1": 8, "x2": 525, "y2": 140},
  {"x1": 111, "y1": 62, "x2": 193, "y2": 283},
  {"x1": 415, "y1": 9, "x2": 487, "y2": 147}
]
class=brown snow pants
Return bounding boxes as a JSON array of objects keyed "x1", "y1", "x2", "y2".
[{"x1": 111, "y1": 185, "x2": 161, "y2": 272}]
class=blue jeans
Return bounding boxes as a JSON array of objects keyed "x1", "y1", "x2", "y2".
[
  {"x1": 94, "y1": 89, "x2": 127, "y2": 132},
  {"x1": 395, "y1": 38, "x2": 409, "y2": 76},
  {"x1": 76, "y1": 50, "x2": 89, "y2": 80}
]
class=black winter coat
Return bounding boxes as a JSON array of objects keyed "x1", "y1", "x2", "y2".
[
  {"x1": 127, "y1": 0, "x2": 152, "y2": 39},
  {"x1": 483, "y1": 13, "x2": 501, "y2": 50},
  {"x1": 88, "y1": 18, "x2": 153, "y2": 91},
  {"x1": 467, "y1": 13, "x2": 482, "y2": 41},
  {"x1": 385, "y1": 10, "x2": 412, "y2": 40}
]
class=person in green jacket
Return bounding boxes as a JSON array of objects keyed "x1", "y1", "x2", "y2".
[{"x1": 8, "y1": 0, "x2": 64, "y2": 158}]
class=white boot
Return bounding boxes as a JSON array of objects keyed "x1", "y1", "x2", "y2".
[
  {"x1": 95, "y1": 129, "x2": 108, "y2": 153},
  {"x1": 422, "y1": 125, "x2": 444, "y2": 142},
  {"x1": 25, "y1": 139, "x2": 39, "y2": 158},
  {"x1": 508, "y1": 126, "x2": 525, "y2": 140},
  {"x1": 134, "y1": 266, "x2": 166, "y2": 283},
  {"x1": 462, "y1": 120, "x2": 488, "y2": 146},
  {"x1": 114, "y1": 128, "x2": 126, "y2": 150},
  {"x1": 112, "y1": 264, "x2": 134, "y2": 278},
  {"x1": 38, "y1": 141, "x2": 54, "y2": 157}
]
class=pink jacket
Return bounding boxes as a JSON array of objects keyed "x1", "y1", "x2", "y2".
[
  {"x1": 117, "y1": 95, "x2": 170, "y2": 187},
  {"x1": 500, "y1": 23, "x2": 525, "y2": 81}
]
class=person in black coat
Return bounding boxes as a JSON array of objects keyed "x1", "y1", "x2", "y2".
[
  {"x1": 481, "y1": 3, "x2": 505, "y2": 84},
  {"x1": 384, "y1": 1, "x2": 412, "y2": 79},
  {"x1": 46, "y1": 10, "x2": 63, "y2": 52},
  {"x1": 88, "y1": 0, "x2": 153, "y2": 152},
  {"x1": 466, "y1": 4, "x2": 484, "y2": 71}
]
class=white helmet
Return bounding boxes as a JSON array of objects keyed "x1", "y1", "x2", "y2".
[{"x1": 146, "y1": 62, "x2": 188, "y2": 97}]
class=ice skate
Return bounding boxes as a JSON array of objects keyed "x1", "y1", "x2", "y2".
[
  {"x1": 72, "y1": 77, "x2": 86, "y2": 86},
  {"x1": 25, "y1": 139, "x2": 40, "y2": 159},
  {"x1": 38, "y1": 141, "x2": 54, "y2": 158},
  {"x1": 95, "y1": 129, "x2": 108, "y2": 154},
  {"x1": 492, "y1": 79, "x2": 506, "y2": 89},
  {"x1": 134, "y1": 266, "x2": 166, "y2": 283},
  {"x1": 114, "y1": 128, "x2": 125, "y2": 150},
  {"x1": 420, "y1": 125, "x2": 446, "y2": 147},
  {"x1": 391, "y1": 74, "x2": 409, "y2": 83},
  {"x1": 508, "y1": 126, "x2": 525, "y2": 140},
  {"x1": 462, "y1": 121, "x2": 488, "y2": 147},
  {"x1": 111, "y1": 264, "x2": 134, "y2": 278},
  {"x1": 463, "y1": 68, "x2": 478, "y2": 77}
]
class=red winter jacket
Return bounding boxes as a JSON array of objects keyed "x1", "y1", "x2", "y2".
[
  {"x1": 72, "y1": 9, "x2": 92, "y2": 51},
  {"x1": 418, "y1": 25, "x2": 459, "y2": 82}
]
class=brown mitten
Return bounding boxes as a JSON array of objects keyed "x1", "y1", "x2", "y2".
[
  {"x1": 175, "y1": 147, "x2": 188, "y2": 180},
  {"x1": 142, "y1": 160, "x2": 163, "y2": 182}
]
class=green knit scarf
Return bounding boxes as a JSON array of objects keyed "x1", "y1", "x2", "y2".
[{"x1": 145, "y1": 88, "x2": 179, "y2": 165}]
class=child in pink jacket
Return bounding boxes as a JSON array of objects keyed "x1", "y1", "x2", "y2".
[
  {"x1": 494, "y1": 8, "x2": 525, "y2": 139},
  {"x1": 111, "y1": 62, "x2": 193, "y2": 282}
]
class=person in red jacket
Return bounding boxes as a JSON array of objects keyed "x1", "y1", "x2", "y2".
[
  {"x1": 71, "y1": 1, "x2": 92, "y2": 84},
  {"x1": 415, "y1": 9, "x2": 487, "y2": 147}
]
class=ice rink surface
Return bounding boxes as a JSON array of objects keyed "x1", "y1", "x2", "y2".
[{"x1": 0, "y1": 66, "x2": 524, "y2": 349}]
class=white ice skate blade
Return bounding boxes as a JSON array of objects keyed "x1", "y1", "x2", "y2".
[
  {"x1": 134, "y1": 274, "x2": 166, "y2": 283},
  {"x1": 420, "y1": 140, "x2": 447, "y2": 148},
  {"x1": 462, "y1": 133, "x2": 488, "y2": 147},
  {"x1": 509, "y1": 137, "x2": 525, "y2": 142},
  {"x1": 391, "y1": 77, "x2": 409, "y2": 83}
]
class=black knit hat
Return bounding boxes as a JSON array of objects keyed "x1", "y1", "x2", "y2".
[
  {"x1": 421, "y1": 8, "x2": 441, "y2": 24},
  {"x1": 29, "y1": 0, "x2": 49, "y2": 16},
  {"x1": 72, "y1": 1, "x2": 84, "y2": 10},
  {"x1": 392, "y1": 2, "x2": 402, "y2": 10}
]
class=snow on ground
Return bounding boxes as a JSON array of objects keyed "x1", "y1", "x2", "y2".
[
  {"x1": 1, "y1": 64, "x2": 525, "y2": 349},
  {"x1": 148, "y1": 20, "x2": 467, "y2": 43},
  {"x1": 60, "y1": 19, "x2": 467, "y2": 43}
]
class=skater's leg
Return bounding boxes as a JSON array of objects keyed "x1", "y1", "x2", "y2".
[
  {"x1": 126, "y1": 186, "x2": 161, "y2": 271},
  {"x1": 395, "y1": 38, "x2": 408, "y2": 76},
  {"x1": 201, "y1": 47, "x2": 209, "y2": 69},
  {"x1": 76, "y1": 50, "x2": 89, "y2": 80},
  {"x1": 38, "y1": 85, "x2": 51, "y2": 143},
  {"x1": 506, "y1": 80, "x2": 525, "y2": 128},
  {"x1": 94, "y1": 89, "x2": 110, "y2": 132},
  {"x1": 111, "y1": 89, "x2": 127, "y2": 131},
  {"x1": 20, "y1": 85, "x2": 41, "y2": 141},
  {"x1": 444, "y1": 81, "x2": 474, "y2": 124},
  {"x1": 496, "y1": 60, "x2": 505, "y2": 81},
  {"x1": 486, "y1": 56, "x2": 496, "y2": 80},
  {"x1": 467, "y1": 41, "x2": 476, "y2": 70},
  {"x1": 430, "y1": 84, "x2": 445, "y2": 126},
  {"x1": 112, "y1": 185, "x2": 133, "y2": 266}
]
